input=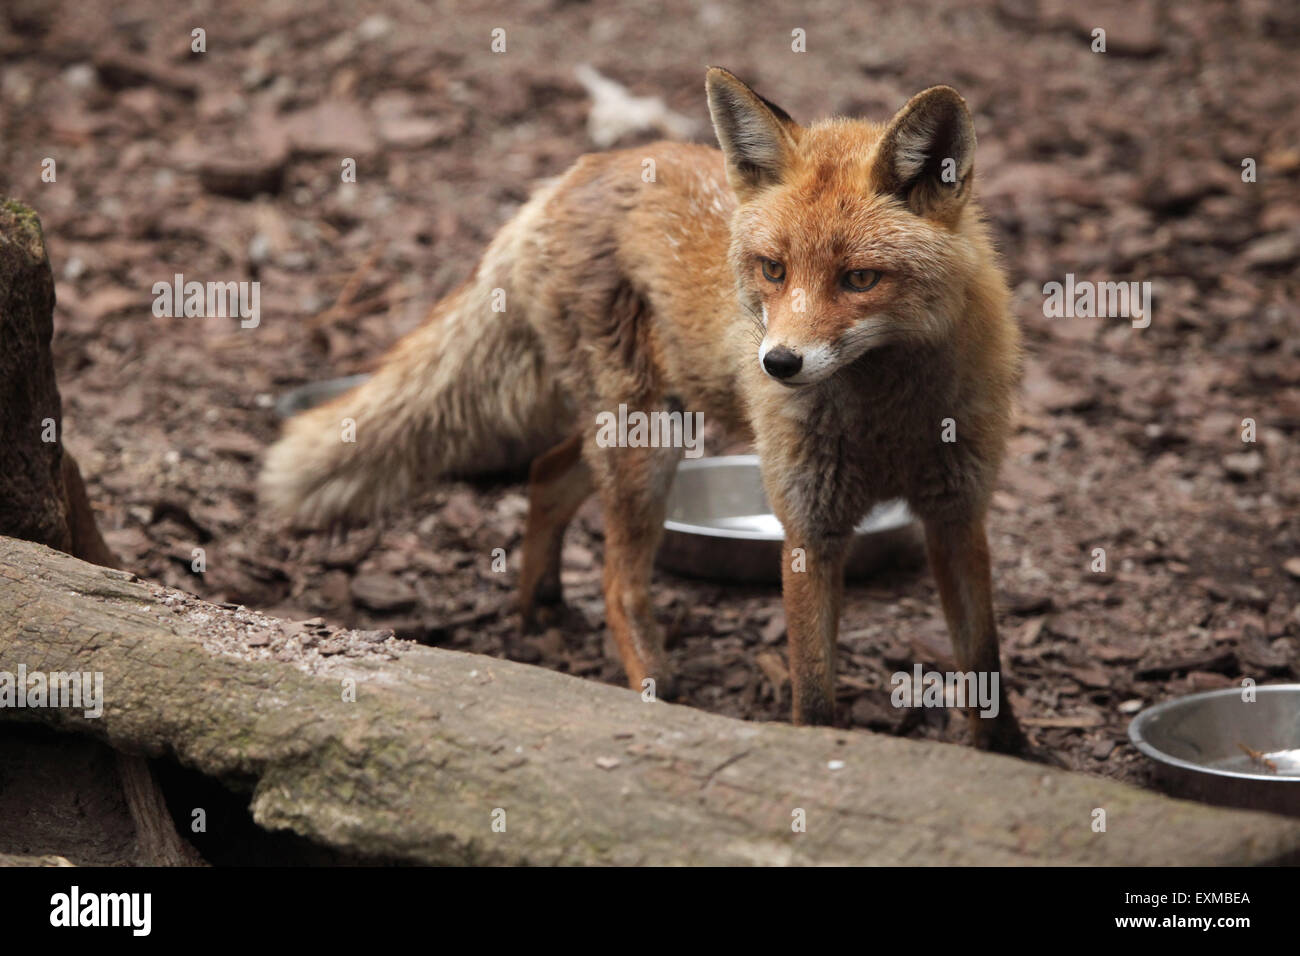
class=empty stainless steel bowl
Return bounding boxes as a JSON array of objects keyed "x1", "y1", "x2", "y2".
[
  {"x1": 656, "y1": 455, "x2": 923, "y2": 585},
  {"x1": 274, "y1": 374, "x2": 372, "y2": 419},
  {"x1": 1128, "y1": 684, "x2": 1300, "y2": 817}
]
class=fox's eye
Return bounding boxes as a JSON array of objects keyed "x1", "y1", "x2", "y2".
[
  {"x1": 843, "y1": 269, "x2": 881, "y2": 292},
  {"x1": 760, "y1": 259, "x2": 786, "y2": 283}
]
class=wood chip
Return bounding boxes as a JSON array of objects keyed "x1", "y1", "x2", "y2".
[{"x1": 1021, "y1": 715, "x2": 1103, "y2": 729}]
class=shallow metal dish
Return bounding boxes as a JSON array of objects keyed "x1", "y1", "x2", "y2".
[
  {"x1": 656, "y1": 455, "x2": 923, "y2": 585},
  {"x1": 274, "y1": 374, "x2": 372, "y2": 419},
  {"x1": 1128, "y1": 684, "x2": 1300, "y2": 817}
]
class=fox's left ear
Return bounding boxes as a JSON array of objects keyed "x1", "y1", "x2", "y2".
[
  {"x1": 874, "y1": 86, "x2": 976, "y2": 224},
  {"x1": 706, "y1": 67, "x2": 799, "y2": 198}
]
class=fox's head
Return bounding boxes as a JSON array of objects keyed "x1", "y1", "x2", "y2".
[{"x1": 706, "y1": 68, "x2": 984, "y2": 387}]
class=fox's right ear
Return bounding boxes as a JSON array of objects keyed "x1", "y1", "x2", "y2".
[{"x1": 706, "y1": 68, "x2": 798, "y2": 197}]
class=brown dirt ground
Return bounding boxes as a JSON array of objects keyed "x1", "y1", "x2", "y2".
[{"x1": 2, "y1": 0, "x2": 1298, "y2": 793}]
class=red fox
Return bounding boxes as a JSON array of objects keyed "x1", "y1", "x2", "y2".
[{"x1": 261, "y1": 68, "x2": 1027, "y2": 752}]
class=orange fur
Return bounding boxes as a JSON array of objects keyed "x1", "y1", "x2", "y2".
[{"x1": 260, "y1": 70, "x2": 1025, "y2": 749}]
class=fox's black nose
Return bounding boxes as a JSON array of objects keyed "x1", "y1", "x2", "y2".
[{"x1": 763, "y1": 347, "x2": 803, "y2": 379}]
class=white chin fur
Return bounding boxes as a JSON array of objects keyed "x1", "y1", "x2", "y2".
[{"x1": 786, "y1": 343, "x2": 836, "y2": 384}]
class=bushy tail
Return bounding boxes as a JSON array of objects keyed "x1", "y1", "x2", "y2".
[{"x1": 260, "y1": 223, "x2": 569, "y2": 527}]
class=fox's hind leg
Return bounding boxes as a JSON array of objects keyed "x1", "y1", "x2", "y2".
[
  {"x1": 519, "y1": 434, "x2": 593, "y2": 632},
  {"x1": 923, "y1": 513, "x2": 1028, "y2": 754},
  {"x1": 587, "y1": 437, "x2": 680, "y2": 701}
]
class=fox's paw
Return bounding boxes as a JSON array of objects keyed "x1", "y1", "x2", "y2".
[
  {"x1": 518, "y1": 596, "x2": 577, "y2": 635},
  {"x1": 791, "y1": 692, "x2": 836, "y2": 728},
  {"x1": 654, "y1": 673, "x2": 680, "y2": 703},
  {"x1": 969, "y1": 712, "x2": 1032, "y2": 756},
  {"x1": 631, "y1": 669, "x2": 679, "y2": 704}
]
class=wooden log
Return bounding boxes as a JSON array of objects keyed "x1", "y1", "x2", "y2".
[{"x1": 2, "y1": 534, "x2": 1298, "y2": 866}]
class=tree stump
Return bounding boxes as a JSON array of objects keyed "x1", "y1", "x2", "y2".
[{"x1": 0, "y1": 197, "x2": 199, "y2": 866}]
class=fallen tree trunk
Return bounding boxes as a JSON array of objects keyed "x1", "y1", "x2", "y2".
[{"x1": 2, "y1": 536, "x2": 1298, "y2": 865}]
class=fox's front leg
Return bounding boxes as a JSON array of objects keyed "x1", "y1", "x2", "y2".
[
  {"x1": 777, "y1": 527, "x2": 849, "y2": 726},
  {"x1": 923, "y1": 513, "x2": 1027, "y2": 753}
]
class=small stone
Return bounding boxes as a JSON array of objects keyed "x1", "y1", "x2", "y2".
[
  {"x1": 349, "y1": 574, "x2": 418, "y2": 613},
  {"x1": 1222, "y1": 451, "x2": 1263, "y2": 479},
  {"x1": 1091, "y1": 738, "x2": 1118, "y2": 760},
  {"x1": 356, "y1": 14, "x2": 395, "y2": 40}
]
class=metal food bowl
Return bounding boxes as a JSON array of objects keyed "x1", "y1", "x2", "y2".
[
  {"x1": 274, "y1": 374, "x2": 372, "y2": 419},
  {"x1": 656, "y1": 455, "x2": 924, "y2": 585},
  {"x1": 1128, "y1": 684, "x2": 1300, "y2": 818}
]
